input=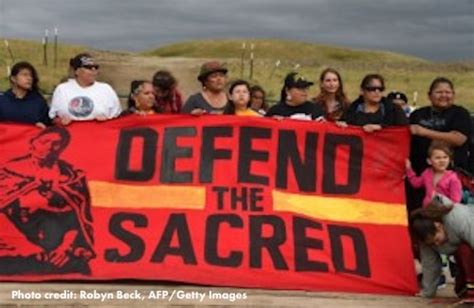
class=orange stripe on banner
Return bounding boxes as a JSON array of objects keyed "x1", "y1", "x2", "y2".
[
  {"x1": 273, "y1": 190, "x2": 407, "y2": 226},
  {"x1": 89, "y1": 181, "x2": 205, "y2": 209}
]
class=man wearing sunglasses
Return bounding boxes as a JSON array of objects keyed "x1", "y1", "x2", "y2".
[
  {"x1": 49, "y1": 53, "x2": 121, "y2": 125},
  {"x1": 344, "y1": 74, "x2": 408, "y2": 132}
]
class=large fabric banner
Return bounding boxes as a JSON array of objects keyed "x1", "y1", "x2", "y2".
[{"x1": 0, "y1": 115, "x2": 417, "y2": 295}]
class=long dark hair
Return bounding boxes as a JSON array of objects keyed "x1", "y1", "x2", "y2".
[
  {"x1": 10, "y1": 61, "x2": 40, "y2": 93},
  {"x1": 314, "y1": 68, "x2": 349, "y2": 120},
  {"x1": 152, "y1": 70, "x2": 177, "y2": 100},
  {"x1": 224, "y1": 79, "x2": 251, "y2": 115},
  {"x1": 409, "y1": 199, "x2": 453, "y2": 243}
]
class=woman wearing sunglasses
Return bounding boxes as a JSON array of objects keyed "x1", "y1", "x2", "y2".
[
  {"x1": 344, "y1": 74, "x2": 408, "y2": 132},
  {"x1": 49, "y1": 53, "x2": 122, "y2": 125}
]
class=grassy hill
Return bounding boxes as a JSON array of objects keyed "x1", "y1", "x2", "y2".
[
  {"x1": 1, "y1": 38, "x2": 473, "y2": 110},
  {"x1": 144, "y1": 39, "x2": 474, "y2": 110},
  {"x1": 143, "y1": 39, "x2": 432, "y2": 68}
]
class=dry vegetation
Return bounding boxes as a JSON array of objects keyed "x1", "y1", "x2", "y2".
[{"x1": 1, "y1": 38, "x2": 473, "y2": 110}]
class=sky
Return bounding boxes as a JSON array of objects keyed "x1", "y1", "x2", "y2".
[{"x1": 0, "y1": 0, "x2": 473, "y2": 61}]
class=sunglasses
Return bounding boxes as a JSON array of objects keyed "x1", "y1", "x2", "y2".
[
  {"x1": 82, "y1": 65, "x2": 100, "y2": 70},
  {"x1": 364, "y1": 86, "x2": 384, "y2": 92}
]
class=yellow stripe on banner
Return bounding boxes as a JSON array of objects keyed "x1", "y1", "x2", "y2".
[
  {"x1": 89, "y1": 181, "x2": 205, "y2": 209},
  {"x1": 273, "y1": 190, "x2": 407, "y2": 226}
]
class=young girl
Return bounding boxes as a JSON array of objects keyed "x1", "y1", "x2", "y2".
[
  {"x1": 406, "y1": 141, "x2": 462, "y2": 207},
  {"x1": 224, "y1": 80, "x2": 260, "y2": 117},
  {"x1": 410, "y1": 196, "x2": 474, "y2": 298},
  {"x1": 124, "y1": 80, "x2": 159, "y2": 116},
  {"x1": 249, "y1": 85, "x2": 268, "y2": 115}
]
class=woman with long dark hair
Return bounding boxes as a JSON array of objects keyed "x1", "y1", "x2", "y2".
[
  {"x1": 152, "y1": 70, "x2": 183, "y2": 114},
  {"x1": 0, "y1": 61, "x2": 50, "y2": 127}
]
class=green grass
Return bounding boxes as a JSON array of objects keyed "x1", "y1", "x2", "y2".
[{"x1": 144, "y1": 39, "x2": 474, "y2": 110}]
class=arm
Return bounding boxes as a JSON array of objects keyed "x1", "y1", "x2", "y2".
[
  {"x1": 49, "y1": 85, "x2": 64, "y2": 120},
  {"x1": 410, "y1": 125, "x2": 467, "y2": 147},
  {"x1": 106, "y1": 85, "x2": 122, "y2": 119},
  {"x1": 38, "y1": 96, "x2": 52, "y2": 126},
  {"x1": 406, "y1": 167, "x2": 425, "y2": 188},
  {"x1": 420, "y1": 243, "x2": 442, "y2": 298},
  {"x1": 448, "y1": 174, "x2": 463, "y2": 203}
]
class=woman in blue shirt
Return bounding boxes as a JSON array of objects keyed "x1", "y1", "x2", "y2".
[{"x1": 0, "y1": 62, "x2": 50, "y2": 127}]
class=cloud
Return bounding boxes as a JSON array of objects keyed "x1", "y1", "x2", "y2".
[{"x1": 0, "y1": 0, "x2": 472, "y2": 60}]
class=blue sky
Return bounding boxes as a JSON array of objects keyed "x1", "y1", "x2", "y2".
[{"x1": 0, "y1": 0, "x2": 472, "y2": 61}]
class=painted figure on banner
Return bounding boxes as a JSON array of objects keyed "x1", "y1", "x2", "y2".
[{"x1": 0, "y1": 126, "x2": 95, "y2": 275}]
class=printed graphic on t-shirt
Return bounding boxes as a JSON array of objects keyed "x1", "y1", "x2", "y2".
[
  {"x1": 68, "y1": 97, "x2": 94, "y2": 118},
  {"x1": 419, "y1": 117, "x2": 446, "y2": 130}
]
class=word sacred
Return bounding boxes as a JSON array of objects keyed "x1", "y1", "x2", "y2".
[{"x1": 105, "y1": 212, "x2": 371, "y2": 277}]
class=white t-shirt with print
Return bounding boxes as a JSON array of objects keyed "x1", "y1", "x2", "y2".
[{"x1": 49, "y1": 79, "x2": 122, "y2": 121}]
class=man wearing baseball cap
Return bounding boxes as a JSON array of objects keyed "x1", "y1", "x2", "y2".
[
  {"x1": 49, "y1": 53, "x2": 121, "y2": 125},
  {"x1": 182, "y1": 61, "x2": 228, "y2": 115}
]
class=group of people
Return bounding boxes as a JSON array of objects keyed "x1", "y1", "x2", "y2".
[{"x1": 0, "y1": 52, "x2": 473, "y2": 299}]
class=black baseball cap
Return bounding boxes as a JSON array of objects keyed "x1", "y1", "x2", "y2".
[
  {"x1": 284, "y1": 72, "x2": 314, "y2": 89},
  {"x1": 387, "y1": 91, "x2": 408, "y2": 103}
]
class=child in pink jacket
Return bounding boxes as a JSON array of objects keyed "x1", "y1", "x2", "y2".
[{"x1": 406, "y1": 142, "x2": 462, "y2": 207}]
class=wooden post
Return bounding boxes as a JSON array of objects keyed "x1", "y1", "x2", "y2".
[
  {"x1": 4, "y1": 40, "x2": 15, "y2": 62},
  {"x1": 54, "y1": 27, "x2": 58, "y2": 68},
  {"x1": 240, "y1": 42, "x2": 246, "y2": 78},
  {"x1": 43, "y1": 29, "x2": 49, "y2": 66},
  {"x1": 249, "y1": 43, "x2": 254, "y2": 80}
]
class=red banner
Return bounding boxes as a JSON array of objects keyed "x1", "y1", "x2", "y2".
[{"x1": 0, "y1": 115, "x2": 417, "y2": 295}]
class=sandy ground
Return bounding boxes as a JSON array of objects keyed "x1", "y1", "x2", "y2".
[{"x1": 0, "y1": 281, "x2": 466, "y2": 307}]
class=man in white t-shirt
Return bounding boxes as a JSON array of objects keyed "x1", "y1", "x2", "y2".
[{"x1": 49, "y1": 53, "x2": 121, "y2": 125}]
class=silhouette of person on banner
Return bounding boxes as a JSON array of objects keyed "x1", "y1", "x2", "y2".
[{"x1": 0, "y1": 126, "x2": 95, "y2": 275}]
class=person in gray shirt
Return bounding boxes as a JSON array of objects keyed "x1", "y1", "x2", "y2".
[
  {"x1": 182, "y1": 61, "x2": 228, "y2": 115},
  {"x1": 410, "y1": 195, "x2": 474, "y2": 298}
]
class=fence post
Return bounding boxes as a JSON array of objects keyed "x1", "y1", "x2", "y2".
[
  {"x1": 240, "y1": 42, "x2": 246, "y2": 78},
  {"x1": 54, "y1": 27, "x2": 58, "y2": 68},
  {"x1": 43, "y1": 29, "x2": 49, "y2": 66}
]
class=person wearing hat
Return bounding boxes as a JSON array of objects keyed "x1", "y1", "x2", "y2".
[
  {"x1": 182, "y1": 61, "x2": 228, "y2": 115},
  {"x1": 344, "y1": 74, "x2": 408, "y2": 132},
  {"x1": 265, "y1": 72, "x2": 323, "y2": 120},
  {"x1": 49, "y1": 53, "x2": 121, "y2": 125},
  {"x1": 387, "y1": 91, "x2": 413, "y2": 117}
]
